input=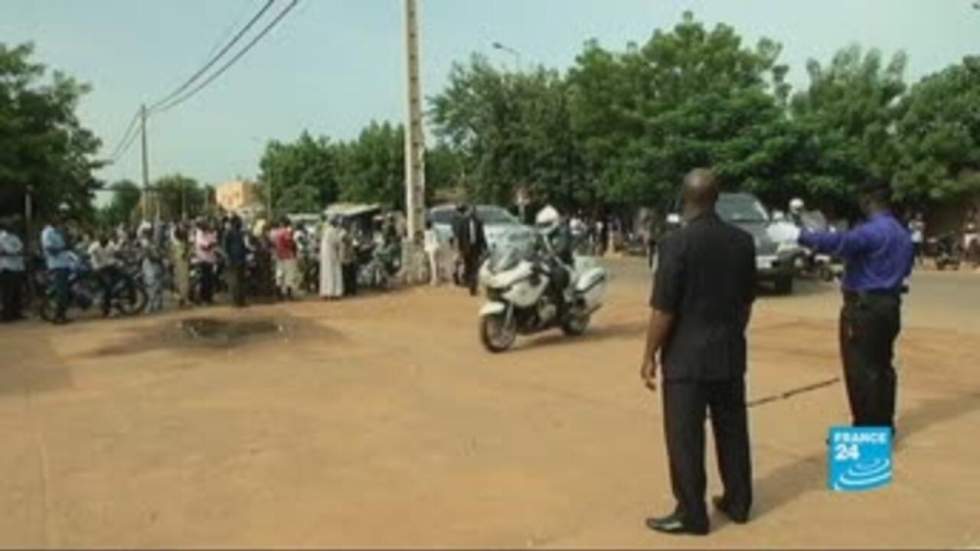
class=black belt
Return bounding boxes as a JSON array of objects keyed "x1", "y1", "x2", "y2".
[{"x1": 843, "y1": 288, "x2": 905, "y2": 302}]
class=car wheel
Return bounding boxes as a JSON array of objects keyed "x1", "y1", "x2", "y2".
[{"x1": 775, "y1": 276, "x2": 794, "y2": 295}]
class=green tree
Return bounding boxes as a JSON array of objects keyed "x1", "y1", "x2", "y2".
[
  {"x1": 0, "y1": 42, "x2": 103, "y2": 220},
  {"x1": 335, "y1": 121, "x2": 405, "y2": 207},
  {"x1": 96, "y1": 179, "x2": 140, "y2": 227},
  {"x1": 893, "y1": 56, "x2": 980, "y2": 203},
  {"x1": 258, "y1": 131, "x2": 339, "y2": 214},
  {"x1": 430, "y1": 57, "x2": 585, "y2": 208},
  {"x1": 154, "y1": 173, "x2": 206, "y2": 220},
  {"x1": 568, "y1": 12, "x2": 792, "y2": 208},
  {"x1": 788, "y1": 45, "x2": 907, "y2": 213},
  {"x1": 274, "y1": 183, "x2": 321, "y2": 213}
]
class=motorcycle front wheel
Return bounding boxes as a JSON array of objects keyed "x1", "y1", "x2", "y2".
[
  {"x1": 561, "y1": 313, "x2": 591, "y2": 336},
  {"x1": 480, "y1": 313, "x2": 517, "y2": 353},
  {"x1": 114, "y1": 282, "x2": 148, "y2": 316}
]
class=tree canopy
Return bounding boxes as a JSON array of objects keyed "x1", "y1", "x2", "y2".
[
  {"x1": 10, "y1": 11, "x2": 980, "y2": 224},
  {"x1": 0, "y1": 42, "x2": 103, "y2": 220}
]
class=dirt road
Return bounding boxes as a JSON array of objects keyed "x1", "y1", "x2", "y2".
[{"x1": 1, "y1": 258, "x2": 978, "y2": 548}]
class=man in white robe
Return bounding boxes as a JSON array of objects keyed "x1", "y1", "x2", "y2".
[{"x1": 319, "y1": 218, "x2": 344, "y2": 299}]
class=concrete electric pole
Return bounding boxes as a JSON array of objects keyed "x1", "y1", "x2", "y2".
[
  {"x1": 402, "y1": 0, "x2": 427, "y2": 282},
  {"x1": 140, "y1": 104, "x2": 150, "y2": 221}
]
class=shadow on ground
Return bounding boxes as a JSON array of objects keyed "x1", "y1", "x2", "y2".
[{"x1": 753, "y1": 388, "x2": 980, "y2": 518}]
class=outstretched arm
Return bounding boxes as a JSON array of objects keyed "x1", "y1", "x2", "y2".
[{"x1": 799, "y1": 223, "x2": 879, "y2": 260}]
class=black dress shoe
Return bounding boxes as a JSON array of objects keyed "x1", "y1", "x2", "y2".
[
  {"x1": 712, "y1": 496, "x2": 749, "y2": 524},
  {"x1": 645, "y1": 513, "x2": 708, "y2": 536}
]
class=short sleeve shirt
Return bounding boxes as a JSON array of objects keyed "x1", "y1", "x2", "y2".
[{"x1": 651, "y1": 212, "x2": 757, "y2": 382}]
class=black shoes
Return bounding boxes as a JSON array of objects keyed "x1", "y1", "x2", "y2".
[
  {"x1": 712, "y1": 496, "x2": 749, "y2": 524},
  {"x1": 645, "y1": 513, "x2": 708, "y2": 536}
]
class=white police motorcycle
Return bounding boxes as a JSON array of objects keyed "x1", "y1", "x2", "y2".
[{"x1": 477, "y1": 212, "x2": 608, "y2": 353}]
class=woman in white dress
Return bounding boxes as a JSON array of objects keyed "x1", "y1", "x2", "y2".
[{"x1": 319, "y1": 217, "x2": 344, "y2": 299}]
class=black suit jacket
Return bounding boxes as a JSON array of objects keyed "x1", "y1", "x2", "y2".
[
  {"x1": 651, "y1": 211, "x2": 757, "y2": 382},
  {"x1": 454, "y1": 214, "x2": 487, "y2": 257}
]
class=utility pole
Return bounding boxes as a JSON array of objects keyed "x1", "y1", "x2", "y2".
[
  {"x1": 402, "y1": 0, "x2": 427, "y2": 282},
  {"x1": 140, "y1": 104, "x2": 150, "y2": 221}
]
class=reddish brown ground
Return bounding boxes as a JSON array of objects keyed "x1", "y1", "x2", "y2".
[{"x1": 1, "y1": 258, "x2": 978, "y2": 548}]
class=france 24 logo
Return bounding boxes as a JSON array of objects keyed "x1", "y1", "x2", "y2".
[{"x1": 828, "y1": 426, "x2": 893, "y2": 492}]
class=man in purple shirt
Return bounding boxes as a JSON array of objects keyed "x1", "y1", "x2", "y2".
[{"x1": 798, "y1": 180, "x2": 913, "y2": 433}]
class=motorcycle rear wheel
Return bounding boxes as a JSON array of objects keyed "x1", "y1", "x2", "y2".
[{"x1": 480, "y1": 313, "x2": 517, "y2": 353}]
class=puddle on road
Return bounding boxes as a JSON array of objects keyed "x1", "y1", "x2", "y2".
[
  {"x1": 87, "y1": 315, "x2": 332, "y2": 358},
  {"x1": 179, "y1": 317, "x2": 285, "y2": 342}
]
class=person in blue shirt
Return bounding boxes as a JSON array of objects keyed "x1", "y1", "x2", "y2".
[
  {"x1": 41, "y1": 206, "x2": 75, "y2": 324},
  {"x1": 222, "y1": 215, "x2": 248, "y2": 308},
  {"x1": 798, "y1": 180, "x2": 914, "y2": 433}
]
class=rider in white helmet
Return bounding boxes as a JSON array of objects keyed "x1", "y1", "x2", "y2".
[
  {"x1": 789, "y1": 197, "x2": 805, "y2": 226},
  {"x1": 535, "y1": 204, "x2": 573, "y2": 316}
]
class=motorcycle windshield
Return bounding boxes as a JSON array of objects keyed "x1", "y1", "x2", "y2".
[{"x1": 487, "y1": 246, "x2": 523, "y2": 274}]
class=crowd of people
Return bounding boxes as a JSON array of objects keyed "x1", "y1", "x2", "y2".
[{"x1": 0, "y1": 205, "x2": 409, "y2": 324}]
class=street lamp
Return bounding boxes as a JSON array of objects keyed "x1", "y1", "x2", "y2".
[{"x1": 492, "y1": 41, "x2": 523, "y2": 71}]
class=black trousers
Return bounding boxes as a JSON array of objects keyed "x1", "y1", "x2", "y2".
[
  {"x1": 0, "y1": 270, "x2": 24, "y2": 321},
  {"x1": 662, "y1": 377, "x2": 752, "y2": 530},
  {"x1": 462, "y1": 252, "x2": 481, "y2": 296},
  {"x1": 839, "y1": 294, "x2": 901, "y2": 428},
  {"x1": 199, "y1": 263, "x2": 215, "y2": 304},
  {"x1": 228, "y1": 263, "x2": 246, "y2": 307},
  {"x1": 342, "y1": 263, "x2": 358, "y2": 296},
  {"x1": 95, "y1": 267, "x2": 120, "y2": 315}
]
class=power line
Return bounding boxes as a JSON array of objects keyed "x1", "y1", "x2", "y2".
[
  {"x1": 107, "y1": 0, "x2": 274, "y2": 163},
  {"x1": 147, "y1": 0, "x2": 276, "y2": 113},
  {"x1": 201, "y1": 0, "x2": 264, "y2": 62},
  {"x1": 111, "y1": 124, "x2": 142, "y2": 164},
  {"x1": 152, "y1": 0, "x2": 300, "y2": 115},
  {"x1": 108, "y1": 110, "x2": 140, "y2": 161}
]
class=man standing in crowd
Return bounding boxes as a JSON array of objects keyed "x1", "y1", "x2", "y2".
[
  {"x1": 41, "y1": 206, "x2": 74, "y2": 324},
  {"x1": 223, "y1": 215, "x2": 248, "y2": 308},
  {"x1": 797, "y1": 180, "x2": 914, "y2": 433},
  {"x1": 88, "y1": 233, "x2": 121, "y2": 317},
  {"x1": 908, "y1": 213, "x2": 925, "y2": 267},
  {"x1": 140, "y1": 227, "x2": 165, "y2": 313},
  {"x1": 339, "y1": 220, "x2": 358, "y2": 297},
  {"x1": 319, "y1": 216, "x2": 344, "y2": 300},
  {"x1": 273, "y1": 217, "x2": 300, "y2": 300},
  {"x1": 453, "y1": 204, "x2": 486, "y2": 296},
  {"x1": 170, "y1": 224, "x2": 191, "y2": 308},
  {"x1": 423, "y1": 220, "x2": 441, "y2": 286},
  {"x1": 0, "y1": 218, "x2": 26, "y2": 322},
  {"x1": 641, "y1": 168, "x2": 756, "y2": 536},
  {"x1": 194, "y1": 220, "x2": 218, "y2": 305}
]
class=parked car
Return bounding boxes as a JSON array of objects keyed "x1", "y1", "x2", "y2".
[
  {"x1": 663, "y1": 192, "x2": 801, "y2": 294},
  {"x1": 428, "y1": 204, "x2": 537, "y2": 256}
]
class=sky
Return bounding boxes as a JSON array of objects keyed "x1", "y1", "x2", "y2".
[{"x1": 3, "y1": 0, "x2": 978, "y2": 196}]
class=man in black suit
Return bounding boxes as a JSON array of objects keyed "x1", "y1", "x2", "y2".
[
  {"x1": 641, "y1": 168, "x2": 757, "y2": 536},
  {"x1": 452, "y1": 204, "x2": 487, "y2": 296}
]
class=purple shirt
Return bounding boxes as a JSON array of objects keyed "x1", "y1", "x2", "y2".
[{"x1": 799, "y1": 213, "x2": 914, "y2": 292}]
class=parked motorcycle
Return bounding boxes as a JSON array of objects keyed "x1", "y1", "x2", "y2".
[
  {"x1": 929, "y1": 233, "x2": 962, "y2": 271},
  {"x1": 477, "y1": 246, "x2": 608, "y2": 353},
  {"x1": 357, "y1": 241, "x2": 401, "y2": 290},
  {"x1": 39, "y1": 260, "x2": 147, "y2": 322}
]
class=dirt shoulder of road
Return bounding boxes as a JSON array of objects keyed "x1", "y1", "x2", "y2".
[{"x1": 0, "y1": 258, "x2": 977, "y2": 548}]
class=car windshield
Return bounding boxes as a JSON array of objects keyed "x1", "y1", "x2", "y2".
[
  {"x1": 476, "y1": 206, "x2": 519, "y2": 225},
  {"x1": 428, "y1": 208, "x2": 457, "y2": 225},
  {"x1": 717, "y1": 195, "x2": 769, "y2": 223}
]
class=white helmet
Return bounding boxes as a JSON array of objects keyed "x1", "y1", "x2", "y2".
[
  {"x1": 535, "y1": 205, "x2": 560, "y2": 233},
  {"x1": 789, "y1": 198, "x2": 805, "y2": 213}
]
